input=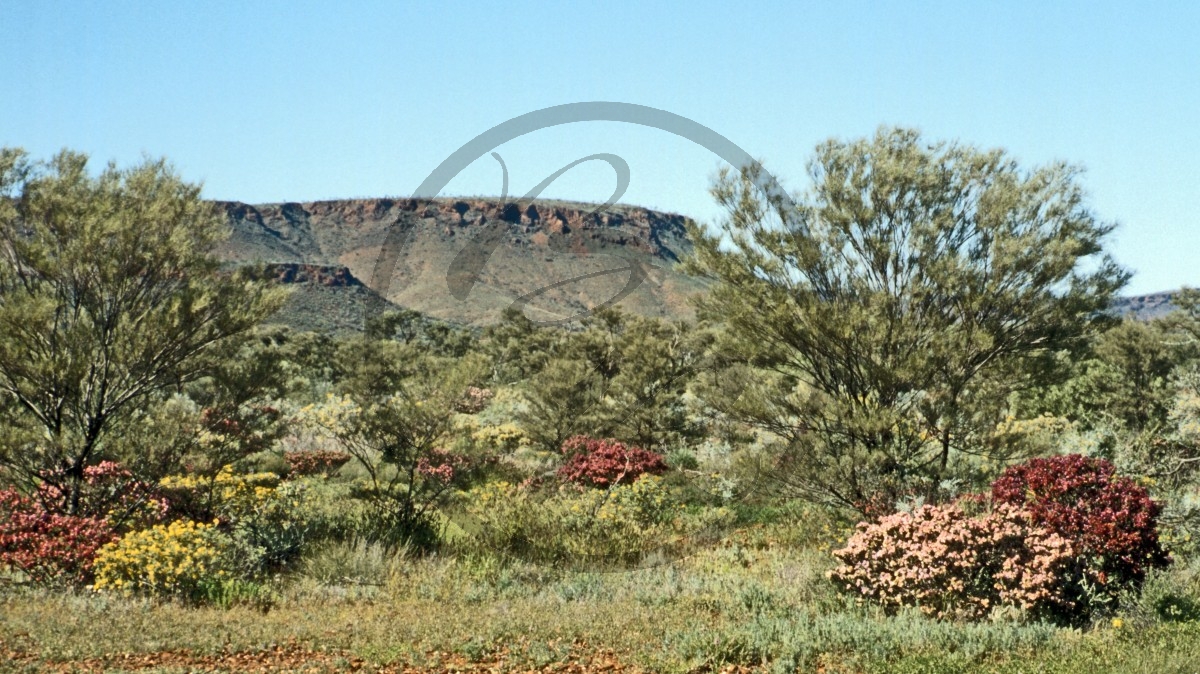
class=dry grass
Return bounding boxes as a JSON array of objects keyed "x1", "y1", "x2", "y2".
[{"x1": 3, "y1": 538, "x2": 1200, "y2": 673}]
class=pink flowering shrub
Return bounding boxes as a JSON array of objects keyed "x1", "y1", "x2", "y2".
[
  {"x1": 992, "y1": 454, "x2": 1169, "y2": 591},
  {"x1": 0, "y1": 489, "x2": 116, "y2": 586},
  {"x1": 557, "y1": 436, "x2": 668, "y2": 488},
  {"x1": 36, "y1": 461, "x2": 168, "y2": 530},
  {"x1": 829, "y1": 502, "x2": 1079, "y2": 622},
  {"x1": 415, "y1": 448, "x2": 473, "y2": 485},
  {"x1": 831, "y1": 456, "x2": 1173, "y2": 624},
  {"x1": 453, "y1": 386, "x2": 494, "y2": 414}
]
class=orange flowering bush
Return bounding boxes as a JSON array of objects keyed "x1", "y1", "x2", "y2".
[{"x1": 828, "y1": 502, "x2": 1079, "y2": 622}]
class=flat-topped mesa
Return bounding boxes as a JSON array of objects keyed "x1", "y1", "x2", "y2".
[
  {"x1": 422, "y1": 199, "x2": 689, "y2": 232},
  {"x1": 213, "y1": 197, "x2": 706, "y2": 326},
  {"x1": 216, "y1": 197, "x2": 697, "y2": 264},
  {"x1": 217, "y1": 196, "x2": 686, "y2": 236}
]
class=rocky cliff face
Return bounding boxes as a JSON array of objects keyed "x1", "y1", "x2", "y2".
[{"x1": 216, "y1": 198, "x2": 704, "y2": 326}]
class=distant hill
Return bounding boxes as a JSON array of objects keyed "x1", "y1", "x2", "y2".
[
  {"x1": 216, "y1": 198, "x2": 705, "y2": 329},
  {"x1": 216, "y1": 200, "x2": 1190, "y2": 334},
  {"x1": 1110, "y1": 291, "x2": 1181, "y2": 321}
]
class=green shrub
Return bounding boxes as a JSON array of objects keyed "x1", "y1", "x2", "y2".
[
  {"x1": 666, "y1": 448, "x2": 700, "y2": 471},
  {"x1": 193, "y1": 577, "x2": 279, "y2": 611},
  {"x1": 1123, "y1": 561, "x2": 1200, "y2": 625},
  {"x1": 459, "y1": 476, "x2": 717, "y2": 566}
]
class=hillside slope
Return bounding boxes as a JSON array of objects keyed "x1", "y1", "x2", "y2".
[
  {"x1": 216, "y1": 198, "x2": 705, "y2": 327},
  {"x1": 251, "y1": 263, "x2": 401, "y2": 335}
]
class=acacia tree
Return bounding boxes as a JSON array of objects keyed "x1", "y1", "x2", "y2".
[
  {"x1": 0, "y1": 148, "x2": 282, "y2": 512},
  {"x1": 514, "y1": 308, "x2": 711, "y2": 454},
  {"x1": 301, "y1": 339, "x2": 490, "y2": 548},
  {"x1": 1164, "y1": 288, "x2": 1200, "y2": 352},
  {"x1": 686, "y1": 128, "x2": 1128, "y2": 509},
  {"x1": 517, "y1": 357, "x2": 607, "y2": 453}
]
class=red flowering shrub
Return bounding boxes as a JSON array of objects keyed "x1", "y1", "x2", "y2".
[
  {"x1": 36, "y1": 461, "x2": 168, "y2": 530},
  {"x1": 557, "y1": 436, "x2": 667, "y2": 488},
  {"x1": 283, "y1": 450, "x2": 351, "y2": 477},
  {"x1": 415, "y1": 448, "x2": 473, "y2": 485},
  {"x1": 991, "y1": 454, "x2": 1169, "y2": 593},
  {"x1": 0, "y1": 489, "x2": 116, "y2": 586},
  {"x1": 829, "y1": 502, "x2": 1079, "y2": 622}
]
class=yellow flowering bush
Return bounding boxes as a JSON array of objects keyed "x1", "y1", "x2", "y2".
[
  {"x1": 158, "y1": 467, "x2": 313, "y2": 572},
  {"x1": 470, "y1": 422, "x2": 529, "y2": 454},
  {"x1": 159, "y1": 466, "x2": 281, "y2": 522},
  {"x1": 92, "y1": 520, "x2": 234, "y2": 597}
]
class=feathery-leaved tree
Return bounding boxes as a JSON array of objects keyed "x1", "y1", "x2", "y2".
[
  {"x1": 0, "y1": 148, "x2": 282, "y2": 513},
  {"x1": 686, "y1": 128, "x2": 1128, "y2": 510}
]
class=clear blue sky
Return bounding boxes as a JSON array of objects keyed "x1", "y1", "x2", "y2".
[{"x1": 2, "y1": 1, "x2": 1196, "y2": 294}]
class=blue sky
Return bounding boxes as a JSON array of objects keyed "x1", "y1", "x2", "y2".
[{"x1": 2, "y1": 1, "x2": 1196, "y2": 294}]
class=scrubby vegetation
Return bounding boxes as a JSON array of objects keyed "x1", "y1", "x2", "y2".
[{"x1": 3, "y1": 132, "x2": 1200, "y2": 671}]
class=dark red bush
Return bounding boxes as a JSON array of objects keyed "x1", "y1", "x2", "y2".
[
  {"x1": 283, "y1": 450, "x2": 352, "y2": 477},
  {"x1": 557, "y1": 436, "x2": 667, "y2": 488},
  {"x1": 991, "y1": 454, "x2": 1169, "y2": 590},
  {"x1": 0, "y1": 489, "x2": 116, "y2": 586}
]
